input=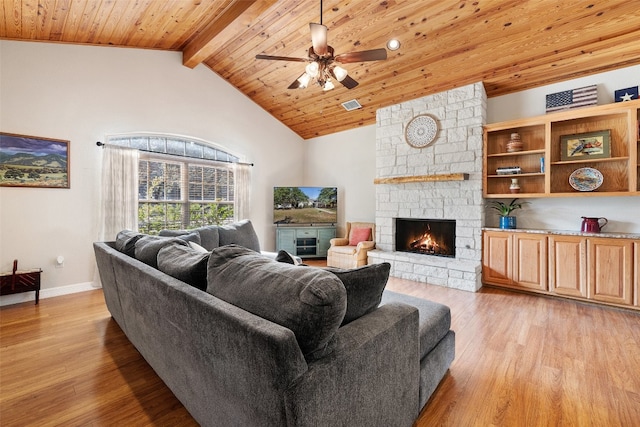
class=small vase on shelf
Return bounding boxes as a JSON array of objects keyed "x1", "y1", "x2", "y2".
[
  {"x1": 506, "y1": 132, "x2": 523, "y2": 153},
  {"x1": 509, "y1": 178, "x2": 520, "y2": 193}
]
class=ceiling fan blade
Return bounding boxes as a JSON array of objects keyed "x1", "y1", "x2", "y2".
[
  {"x1": 338, "y1": 75, "x2": 359, "y2": 89},
  {"x1": 310, "y1": 23, "x2": 329, "y2": 56},
  {"x1": 287, "y1": 73, "x2": 306, "y2": 89},
  {"x1": 334, "y1": 48, "x2": 387, "y2": 63},
  {"x1": 256, "y1": 54, "x2": 308, "y2": 62}
]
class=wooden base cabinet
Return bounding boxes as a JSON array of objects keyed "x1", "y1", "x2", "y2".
[
  {"x1": 482, "y1": 231, "x2": 512, "y2": 286},
  {"x1": 635, "y1": 241, "x2": 640, "y2": 307},
  {"x1": 484, "y1": 230, "x2": 639, "y2": 311},
  {"x1": 482, "y1": 231, "x2": 546, "y2": 291},
  {"x1": 548, "y1": 235, "x2": 587, "y2": 298},
  {"x1": 587, "y1": 238, "x2": 633, "y2": 305}
]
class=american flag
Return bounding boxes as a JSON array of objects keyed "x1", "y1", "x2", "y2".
[{"x1": 545, "y1": 85, "x2": 598, "y2": 113}]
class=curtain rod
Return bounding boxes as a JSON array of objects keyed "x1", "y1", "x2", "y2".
[{"x1": 96, "y1": 141, "x2": 254, "y2": 166}]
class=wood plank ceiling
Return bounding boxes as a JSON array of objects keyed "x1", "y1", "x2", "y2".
[{"x1": 2, "y1": 0, "x2": 640, "y2": 139}]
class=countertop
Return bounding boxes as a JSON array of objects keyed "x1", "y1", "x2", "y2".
[{"x1": 482, "y1": 227, "x2": 640, "y2": 240}]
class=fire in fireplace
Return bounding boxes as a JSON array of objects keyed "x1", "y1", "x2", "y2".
[{"x1": 395, "y1": 218, "x2": 456, "y2": 258}]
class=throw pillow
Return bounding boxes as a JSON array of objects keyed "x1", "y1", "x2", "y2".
[
  {"x1": 159, "y1": 226, "x2": 220, "y2": 251},
  {"x1": 158, "y1": 244, "x2": 210, "y2": 291},
  {"x1": 348, "y1": 227, "x2": 372, "y2": 246},
  {"x1": 275, "y1": 250, "x2": 299, "y2": 265},
  {"x1": 188, "y1": 241, "x2": 209, "y2": 253},
  {"x1": 115, "y1": 230, "x2": 143, "y2": 257},
  {"x1": 206, "y1": 245, "x2": 346, "y2": 361},
  {"x1": 134, "y1": 235, "x2": 189, "y2": 268},
  {"x1": 218, "y1": 220, "x2": 261, "y2": 252},
  {"x1": 325, "y1": 262, "x2": 391, "y2": 326}
]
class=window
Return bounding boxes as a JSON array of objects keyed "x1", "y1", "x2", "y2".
[{"x1": 108, "y1": 134, "x2": 238, "y2": 234}]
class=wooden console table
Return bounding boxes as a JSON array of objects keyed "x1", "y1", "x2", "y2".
[{"x1": 0, "y1": 260, "x2": 42, "y2": 304}]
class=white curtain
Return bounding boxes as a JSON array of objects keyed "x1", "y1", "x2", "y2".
[
  {"x1": 98, "y1": 145, "x2": 139, "y2": 241},
  {"x1": 234, "y1": 162, "x2": 251, "y2": 221}
]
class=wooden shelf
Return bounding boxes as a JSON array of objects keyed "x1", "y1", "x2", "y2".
[
  {"x1": 487, "y1": 149, "x2": 545, "y2": 158},
  {"x1": 374, "y1": 173, "x2": 468, "y2": 184},
  {"x1": 551, "y1": 156, "x2": 629, "y2": 166}
]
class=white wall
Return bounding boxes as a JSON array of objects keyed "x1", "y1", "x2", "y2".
[
  {"x1": 487, "y1": 64, "x2": 640, "y2": 233},
  {"x1": 0, "y1": 40, "x2": 304, "y2": 299},
  {"x1": 305, "y1": 126, "x2": 376, "y2": 237}
]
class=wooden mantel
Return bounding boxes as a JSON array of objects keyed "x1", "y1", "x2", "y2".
[{"x1": 374, "y1": 173, "x2": 468, "y2": 185}]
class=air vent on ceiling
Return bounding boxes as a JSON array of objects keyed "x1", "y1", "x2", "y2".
[{"x1": 341, "y1": 99, "x2": 362, "y2": 111}]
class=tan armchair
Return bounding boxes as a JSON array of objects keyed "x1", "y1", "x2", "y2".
[{"x1": 326, "y1": 222, "x2": 376, "y2": 268}]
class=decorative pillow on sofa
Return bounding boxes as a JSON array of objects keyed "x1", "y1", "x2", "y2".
[
  {"x1": 275, "y1": 250, "x2": 300, "y2": 265},
  {"x1": 348, "y1": 227, "x2": 372, "y2": 246},
  {"x1": 218, "y1": 220, "x2": 261, "y2": 252},
  {"x1": 157, "y1": 244, "x2": 210, "y2": 291},
  {"x1": 324, "y1": 262, "x2": 391, "y2": 326},
  {"x1": 159, "y1": 226, "x2": 220, "y2": 251},
  {"x1": 206, "y1": 245, "x2": 346, "y2": 361},
  {"x1": 115, "y1": 230, "x2": 144, "y2": 257},
  {"x1": 134, "y1": 235, "x2": 191, "y2": 268}
]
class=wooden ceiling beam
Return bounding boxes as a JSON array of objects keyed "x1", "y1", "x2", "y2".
[{"x1": 182, "y1": 0, "x2": 278, "y2": 69}]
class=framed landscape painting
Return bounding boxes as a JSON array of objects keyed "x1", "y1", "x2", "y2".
[{"x1": 0, "y1": 132, "x2": 70, "y2": 188}]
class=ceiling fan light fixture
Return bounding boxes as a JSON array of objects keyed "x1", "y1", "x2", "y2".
[
  {"x1": 333, "y1": 65, "x2": 348, "y2": 82},
  {"x1": 323, "y1": 80, "x2": 335, "y2": 91},
  {"x1": 305, "y1": 62, "x2": 319, "y2": 77},
  {"x1": 386, "y1": 39, "x2": 401, "y2": 51},
  {"x1": 298, "y1": 73, "x2": 312, "y2": 88}
]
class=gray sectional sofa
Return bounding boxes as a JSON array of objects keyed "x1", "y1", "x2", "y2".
[{"x1": 93, "y1": 220, "x2": 454, "y2": 426}]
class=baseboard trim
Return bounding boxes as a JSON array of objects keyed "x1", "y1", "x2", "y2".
[{"x1": 0, "y1": 281, "x2": 99, "y2": 307}]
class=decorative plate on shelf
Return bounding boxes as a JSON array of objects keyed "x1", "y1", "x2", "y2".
[
  {"x1": 405, "y1": 114, "x2": 439, "y2": 148},
  {"x1": 569, "y1": 167, "x2": 604, "y2": 191}
]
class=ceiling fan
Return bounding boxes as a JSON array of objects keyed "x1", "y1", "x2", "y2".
[{"x1": 255, "y1": 1, "x2": 387, "y2": 91}]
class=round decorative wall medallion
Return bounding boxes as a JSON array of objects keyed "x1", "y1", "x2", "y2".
[{"x1": 405, "y1": 114, "x2": 439, "y2": 148}]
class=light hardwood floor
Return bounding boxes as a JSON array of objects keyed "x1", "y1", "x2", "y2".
[{"x1": 2, "y1": 272, "x2": 639, "y2": 426}]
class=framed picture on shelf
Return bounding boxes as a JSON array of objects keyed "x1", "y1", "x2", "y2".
[
  {"x1": 560, "y1": 130, "x2": 611, "y2": 162},
  {"x1": 0, "y1": 132, "x2": 70, "y2": 188}
]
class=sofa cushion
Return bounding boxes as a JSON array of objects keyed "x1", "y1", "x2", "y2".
[
  {"x1": 206, "y1": 245, "x2": 346, "y2": 361},
  {"x1": 157, "y1": 244, "x2": 210, "y2": 291},
  {"x1": 380, "y1": 290, "x2": 451, "y2": 358},
  {"x1": 134, "y1": 235, "x2": 190, "y2": 268},
  {"x1": 348, "y1": 227, "x2": 372, "y2": 246},
  {"x1": 160, "y1": 226, "x2": 220, "y2": 251},
  {"x1": 115, "y1": 230, "x2": 143, "y2": 257},
  {"x1": 275, "y1": 250, "x2": 300, "y2": 265},
  {"x1": 325, "y1": 262, "x2": 390, "y2": 325},
  {"x1": 188, "y1": 241, "x2": 209, "y2": 253},
  {"x1": 218, "y1": 220, "x2": 261, "y2": 252}
]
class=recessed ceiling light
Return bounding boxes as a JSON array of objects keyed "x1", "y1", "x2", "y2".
[{"x1": 386, "y1": 39, "x2": 401, "y2": 51}]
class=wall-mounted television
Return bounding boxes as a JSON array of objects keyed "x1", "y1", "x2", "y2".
[{"x1": 273, "y1": 186, "x2": 337, "y2": 225}]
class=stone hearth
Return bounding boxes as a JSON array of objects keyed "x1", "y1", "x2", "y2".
[{"x1": 368, "y1": 82, "x2": 486, "y2": 292}]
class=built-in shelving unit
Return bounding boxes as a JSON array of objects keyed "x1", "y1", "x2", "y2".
[{"x1": 484, "y1": 98, "x2": 640, "y2": 198}]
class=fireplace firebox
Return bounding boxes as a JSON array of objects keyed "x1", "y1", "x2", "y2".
[{"x1": 395, "y1": 218, "x2": 456, "y2": 258}]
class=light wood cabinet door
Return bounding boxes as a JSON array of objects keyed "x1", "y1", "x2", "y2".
[
  {"x1": 513, "y1": 233, "x2": 547, "y2": 290},
  {"x1": 548, "y1": 235, "x2": 587, "y2": 298},
  {"x1": 482, "y1": 231, "x2": 512, "y2": 286},
  {"x1": 635, "y1": 241, "x2": 640, "y2": 307},
  {"x1": 587, "y1": 238, "x2": 633, "y2": 305}
]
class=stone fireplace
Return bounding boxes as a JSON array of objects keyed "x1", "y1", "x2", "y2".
[
  {"x1": 395, "y1": 218, "x2": 456, "y2": 258},
  {"x1": 367, "y1": 82, "x2": 486, "y2": 292}
]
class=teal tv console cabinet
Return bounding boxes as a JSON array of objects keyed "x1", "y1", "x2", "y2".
[{"x1": 276, "y1": 226, "x2": 336, "y2": 258}]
